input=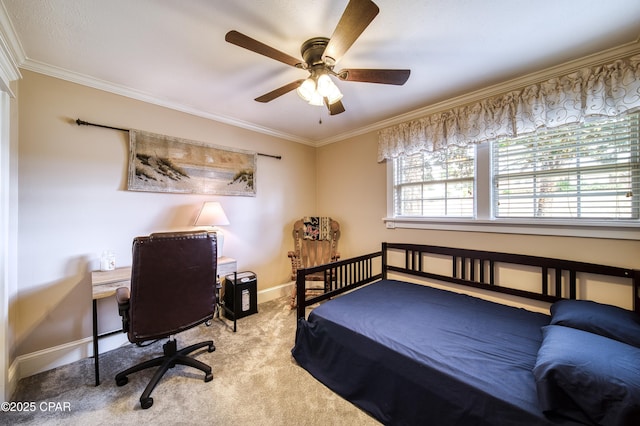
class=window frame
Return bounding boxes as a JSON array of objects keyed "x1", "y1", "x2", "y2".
[
  {"x1": 393, "y1": 146, "x2": 476, "y2": 219},
  {"x1": 492, "y1": 116, "x2": 640, "y2": 221},
  {"x1": 386, "y1": 120, "x2": 640, "y2": 241}
]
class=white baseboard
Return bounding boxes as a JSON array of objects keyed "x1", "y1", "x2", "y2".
[
  {"x1": 7, "y1": 357, "x2": 18, "y2": 400},
  {"x1": 15, "y1": 335, "x2": 118, "y2": 380},
  {"x1": 257, "y1": 281, "x2": 293, "y2": 304},
  {"x1": 11, "y1": 282, "x2": 295, "y2": 385},
  {"x1": 13, "y1": 337, "x2": 92, "y2": 382}
]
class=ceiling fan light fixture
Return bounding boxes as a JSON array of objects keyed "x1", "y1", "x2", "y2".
[
  {"x1": 326, "y1": 83, "x2": 343, "y2": 105},
  {"x1": 308, "y1": 90, "x2": 325, "y2": 106},
  {"x1": 297, "y1": 73, "x2": 343, "y2": 107},
  {"x1": 296, "y1": 77, "x2": 316, "y2": 102},
  {"x1": 316, "y1": 74, "x2": 333, "y2": 97},
  {"x1": 317, "y1": 74, "x2": 343, "y2": 105}
]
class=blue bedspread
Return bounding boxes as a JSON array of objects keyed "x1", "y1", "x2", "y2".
[{"x1": 292, "y1": 280, "x2": 578, "y2": 425}]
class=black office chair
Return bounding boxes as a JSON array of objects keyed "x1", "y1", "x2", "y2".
[{"x1": 115, "y1": 231, "x2": 217, "y2": 409}]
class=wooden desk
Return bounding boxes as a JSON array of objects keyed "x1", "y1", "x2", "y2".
[
  {"x1": 90, "y1": 257, "x2": 236, "y2": 386},
  {"x1": 216, "y1": 256, "x2": 238, "y2": 278},
  {"x1": 91, "y1": 266, "x2": 131, "y2": 386}
]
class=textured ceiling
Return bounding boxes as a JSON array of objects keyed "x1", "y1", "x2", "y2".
[{"x1": 2, "y1": 0, "x2": 640, "y2": 145}]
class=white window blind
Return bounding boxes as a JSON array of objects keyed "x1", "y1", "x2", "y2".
[
  {"x1": 393, "y1": 146, "x2": 475, "y2": 217},
  {"x1": 492, "y1": 113, "x2": 640, "y2": 220}
]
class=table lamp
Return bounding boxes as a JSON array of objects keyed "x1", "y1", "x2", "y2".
[{"x1": 194, "y1": 201, "x2": 230, "y2": 257}]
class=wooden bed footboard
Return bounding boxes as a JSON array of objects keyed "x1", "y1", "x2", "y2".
[
  {"x1": 295, "y1": 242, "x2": 640, "y2": 319},
  {"x1": 295, "y1": 251, "x2": 383, "y2": 319}
]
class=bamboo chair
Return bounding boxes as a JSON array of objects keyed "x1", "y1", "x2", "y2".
[{"x1": 288, "y1": 217, "x2": 340, "y2": 308}]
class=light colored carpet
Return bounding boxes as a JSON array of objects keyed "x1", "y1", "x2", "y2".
[{"x1": 7, "y1": 297, "x2": 379, "y2": 425}]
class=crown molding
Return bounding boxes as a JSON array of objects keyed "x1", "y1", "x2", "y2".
[
  {"x1": 3, "y1": 0, "x2": 638, "y2": 150},
  {"x1": 0, "y1": 0, "x2": 314, "y2": 145},
  {"x1": 0, "y1": 2, "x2": 22, "y2": 96},
  {"x1": 0, "y1": 0, "x2": 316, "y2": 145},
  {"x1": 18, "y1": 57, "x2": 318, "y2": 146},
  {"x1": 351, "y1": 37, "x2": 640, "y2": 142}
]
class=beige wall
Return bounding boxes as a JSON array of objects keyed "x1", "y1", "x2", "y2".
[
  {"x1": 14, "y1": 70, "x2": 316, "y2": 357},
  {"x1": 316, "y1": 132, "x2": 387, "y2": 256},
  {"x1": 317, "y1": 129, "x2": 640, "y2": 309}
]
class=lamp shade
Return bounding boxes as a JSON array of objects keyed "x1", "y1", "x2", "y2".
[
  {"x1": 194, "y1": 202, "x2": 230, "y2": 226},
  {"x1": 194, "y1": 202, "x2": 229, "y2": 257}
]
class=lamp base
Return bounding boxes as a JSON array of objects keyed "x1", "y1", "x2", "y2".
[{"x1": 214, "y1": 229, "x2": 224, "y2": 258}]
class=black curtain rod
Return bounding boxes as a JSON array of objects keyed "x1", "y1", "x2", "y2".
[{"x1": 75, "y1": 118, "x2": 282, "y2": 160}]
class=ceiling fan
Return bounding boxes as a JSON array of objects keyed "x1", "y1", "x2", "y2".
[{"x1": 225, "y1": 0, "x2": 410, "y2": 116}]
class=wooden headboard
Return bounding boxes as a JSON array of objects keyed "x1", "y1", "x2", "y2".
[
  {"x1": 295, "y1": 242, "x2": 640, "y2": 319},
  {"x1": 382, "y1": 243, "x2": 639, "y2": 312}
]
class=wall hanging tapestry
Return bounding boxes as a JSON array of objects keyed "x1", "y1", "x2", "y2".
[{"x1": 127, "y1": 130, "x2": 257, "y2": 196}]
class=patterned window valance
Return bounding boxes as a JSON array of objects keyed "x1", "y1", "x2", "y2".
[{"x1": 377, "y1": 54, "x2": 640, "y2": 162}]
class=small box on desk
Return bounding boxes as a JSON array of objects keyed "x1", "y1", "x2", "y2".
[{"x1": 223, "y1": 271, "x2": 258, "y2": 320}]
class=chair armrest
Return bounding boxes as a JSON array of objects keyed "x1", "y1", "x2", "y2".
[
  {"x1": 288, "y1": 251, "x2": 301, "y2": 281},
  {"x1": 116, "y1": 286, "x2": 130, "y2": 305},
  {"x1": 115, "y1": 287, "x2": 130, "y2": 332}
]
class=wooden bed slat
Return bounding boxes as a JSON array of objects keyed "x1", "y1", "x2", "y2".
[
  {"x1": 542, "y1": 267, "x2": 549, "y2": 296},
  {"x1": 296, "y1": 251, "x2": 383, "y2": 319}
]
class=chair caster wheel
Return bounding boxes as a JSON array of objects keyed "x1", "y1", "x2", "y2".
[
  {"x1": 140, "y1": 397, "x2": 153, "y2": 409},
  {"x1": 205, "y1": 372, "x2": 213, "y2": 382},
  {"x1": 116, "y1": 376, "x2": 128, "y2": 386},
  {"x1": 208, "y1": 344, "x2": 216, "y2": 352},
  {"x1": 205, "y1": 320, "x2": 212, "y2": 326}
]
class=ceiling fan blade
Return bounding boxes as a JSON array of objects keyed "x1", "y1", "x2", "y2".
[
  {"x1": 255, "y1": 80, "x2": 304, "y2": 103},
  {"x1": 327, "y1": 99, "x2": 346, "y2": 115},
  {"x1": 338, "y1": 68, "x2": 410, "y2": 85},
  {"x1": 225, "y1": 30, "x2": 302, "y2": 68},
  {"x1": 322, "y1": 0, "x2": 379, "y2": 64}
]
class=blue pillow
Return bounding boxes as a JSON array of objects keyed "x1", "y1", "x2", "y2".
[
  {"x1": 533, "y1": 325, "x2": 640, "y2": 425},
  {"x1": 550, "y1": 299, "x2": 640, "y2": 348}
]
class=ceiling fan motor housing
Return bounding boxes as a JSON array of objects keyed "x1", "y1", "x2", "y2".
[{"x1": 301, "y1": 37, "x2": 332, "y2": 67}]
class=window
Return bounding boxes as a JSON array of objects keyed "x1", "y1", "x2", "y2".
[
  {"x1": 393, "y1": 146, "x2": 475, "y2": 217},
  {"x1": 493, "y1": 114, "x2": 639, "y2": 220},
  {"x1": 390, "y1": 113, "x2": 640, "y2": 232}
]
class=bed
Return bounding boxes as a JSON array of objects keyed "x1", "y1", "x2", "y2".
[{"x1": 291, "y1": 243, "x2": 640, "y2": 426}]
